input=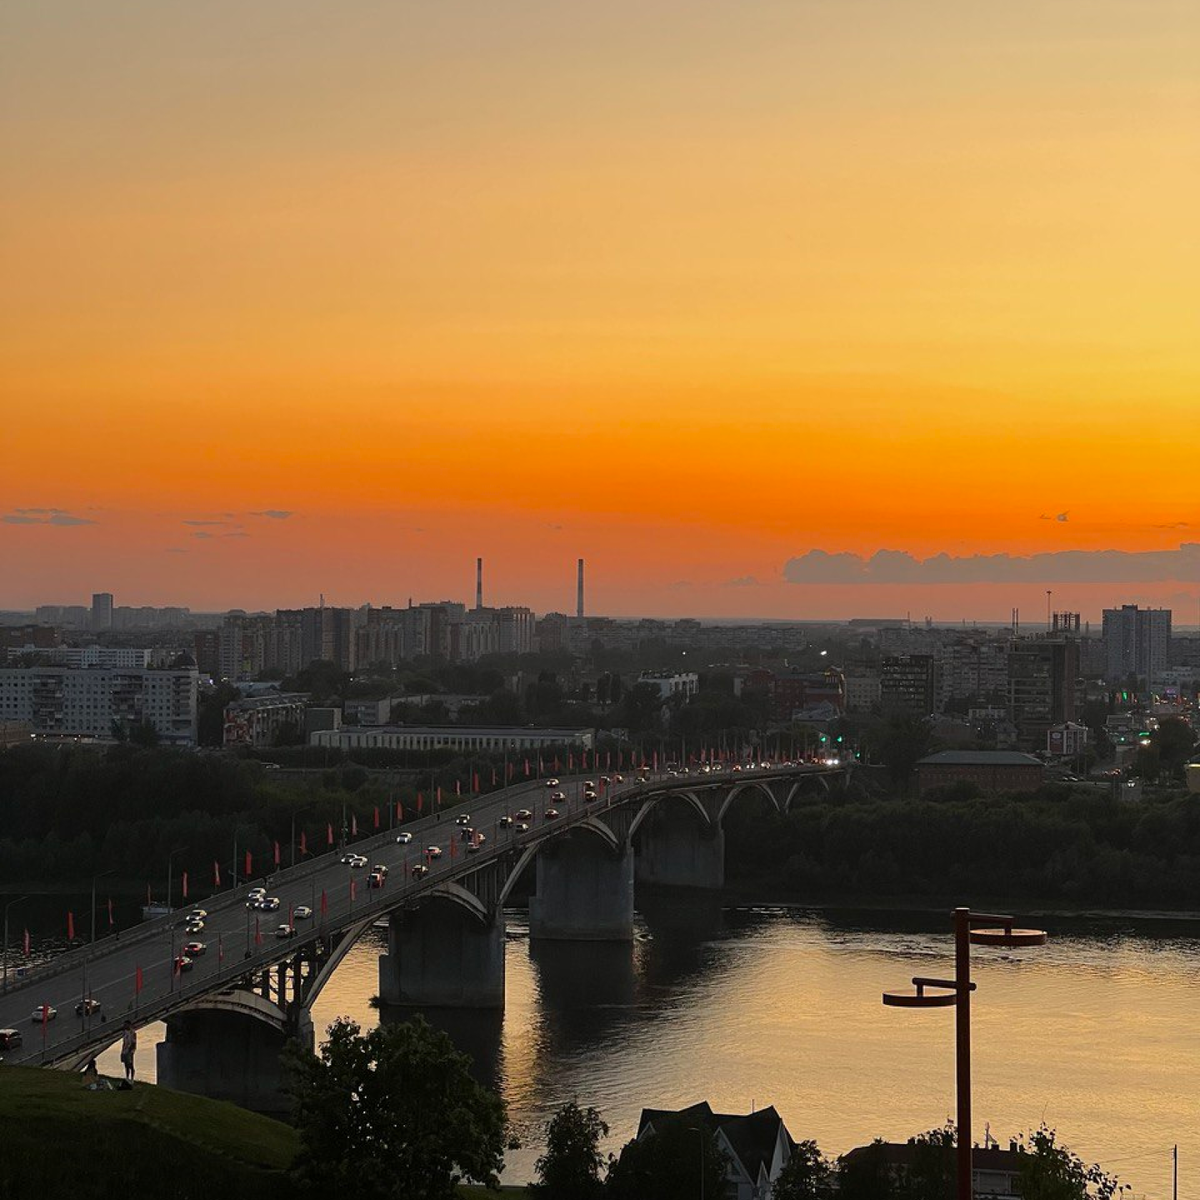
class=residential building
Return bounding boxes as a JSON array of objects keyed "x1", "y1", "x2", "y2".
[
  {"x1": 223, "y1": 693, "x2": 308, "y2": 747},
  {"x1": 637, "y1": 671, "x2": 700, "y2": 701},
  {"x1": 880, "y1": 655, "x2": 938, "y2": 716},
  {"x1": 193, "y1": 630, "x2": 220, "y2": 677},
  {"x1": 1047, "y1": 721, "x2": 1089, "y2": 756},
  {"x1": 1103, "y1": 605, "x2": 1171, "y2": 685},
  {"x1": 90, "y1": 592, "x2": 113, "y2": 632},
  {"x1": 840, "y1": 1140, "x2": 1029, "y2": 1200},
  {"x1": 916, "y1": 750, "x2": 1045, "y2": 795},
  {"x1": 343, "y1": 696, "x2": 396, "y2": 726},
  {"x1": 309, "y1": 724, "x2": 594, "y2": 753},
  {"x1": 1007, "y1": 637, "x2": 1078, "y2": 748},
  {"x1": 635, "y1": 1102, "x2": 795, "y2": 1200},
  {"x1": 844, "y1": 672, "x2": 881, "y2": 713},
  {"x1": 0, "y1": 665, "x2": 198, "y2": 744}
]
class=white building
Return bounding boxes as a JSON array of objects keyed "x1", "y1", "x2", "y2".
[
  {"x1": 0, "y1": 666, "x2": 199, "y2": 744},
  {"x1": 4, "y1": 645, "x2": 174, "y2": 669},
  {"x1": 636, "y1": 671, "x2": 699, "y2": 701},
  {"x1": 309, "y1": 724, "x2": 593, "y2": 753}
]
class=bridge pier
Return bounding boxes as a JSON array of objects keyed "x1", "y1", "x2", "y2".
[
  {"x1": 529, "y1": 828, "x2": 634, "y2": 941},
  {"x1": 378, "y1": 903, "x2": 504, "y2": 1009},
  {"x1": 155, "y1": 1004, "x2": 311, "y2": 1118},
  {"x1": 635, "y1": 803, "x2": 725, "y2": 890}
]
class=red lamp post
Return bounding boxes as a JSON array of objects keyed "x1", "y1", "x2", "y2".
[{"x1": 884, "y1": 907, "x2": 1046, "y2": 1200}]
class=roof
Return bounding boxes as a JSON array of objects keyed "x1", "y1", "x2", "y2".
[
  {"x1": 638, "y1": 1102, "x2": 789, "y2": 1180},
  {"x1": 842, "y1": 1141, "x2": 1028, "y2": 1173},
  {"x1": 918, "y1": 751, "x2": 1042, "y2": 767}
]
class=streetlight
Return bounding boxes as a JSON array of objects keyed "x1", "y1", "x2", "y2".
[
  {"x1": 883, "y1": 908, "x2": 1046, "y2": 1200},
  {"x1": 91, "y1": 869, "x2": 116, "y2": 945},
  {"x1": 2, "y1": 896, "x2": 30, "y2": 993},
  {"x1": 686, "y1": 1125, "x2": 706, "y2": 1200},
  {"x1": 166, "y1": 845, "x2": 189, "y2": 913}
]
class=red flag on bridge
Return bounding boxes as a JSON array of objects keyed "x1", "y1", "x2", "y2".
[
  {"x1": 67, "y1": 911, "x2": 75, "y2": 941},
  {"x1": 437, "y1": 786, "x2": 443, "y2": 807},
  {"x1": 396, "y1": 800, "x2": 404, "y2": 822},
  {"x1": 213, "y1": 860, "x2": 221, "y2": 888},
  {"x1": 554, "y1": 755, "x2": 560, "y2": 772},
  {"x1": 107, "y1": 897, "x2": 114, "y2": 929},
  {"x1": 524, "y1": 759, "x2": 530, "y2": 777},
  {"x1": 255, "y1": 917, "x2": 262, "y2": 946},
  {"x1": 23, "y1": 928, "x2": 30, "y2": 957},
  {"x1": 350, "y1": 879, "x2": 357, "y2": 902},
  {"x1": 538, "y1": 754, "x2": 544, "y2": 774},
  {"x1": 491, "y1": 767, "x2": 497, "y2": 786},
  {"x1": 300, "y1": 830, "x2": 307, "y2": 856},
  {"x1": 146, "y1": 883, "x2": 152, "y2": 906},
  {"x1": 351, "y1": 813, "x2": 358, "y2": 837},
  {"x1": 473, "y1": 773, "x2": 480, "y2": 793},
  {"x1": 327, "y1": 822, "x2": 334, "y2": 846},
  {"x1": 245, "y1": 850, "x2": 253, "y2": 878},
  {"x1": 272, "y1": 841, "x2": 280, "y2": 868},
  {"x1": 373, "y1": 806, "x2": 380, "y2": 830},
  {"x1": 320, "y1": 889, "x2": 328, "y2": 916},
  {"x1": 507, "y1": 762, "x2": 514, "y2": 781},
  {"x1": 417, "y1": 792, "x2": 424, "y2": 814},
  {"x1": 455, "y1": 779, "x2": 461, "y2": 797},
  {"x1": 218, "y1": 934, "x2": 224, "y2": 964},
  {"x1": 450, "y1": 836, "x2": 457, "y2": 859},
  {"x1": 568, "y1": 752, "x2": 574, "y2": 770},
  {"x1": 182, "y1": 872, "x2": 188, "y2": 901},
  {"x1": 134, "y1": 965, "x2": 143, "y2": 994}
]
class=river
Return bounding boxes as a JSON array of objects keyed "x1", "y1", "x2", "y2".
[{"x1": 43, "y1": 897, "x2": 1197, "y2": 1198}]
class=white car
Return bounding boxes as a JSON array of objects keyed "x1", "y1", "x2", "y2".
[
  {"x1": 426, "y1": 846, "x2": 443, "y2": 860},
  {"x1": 187, "y1": 909, "x2": 208, "y2": 921},
  {"x1": 261, "y1": 897, "x2": 281, "y2": 912},
  {"x1": 293, "y1": 905, "x2": 313, "y2": 920},
  {"x1": 275, "y1": 924, "x2": 297, "y2": 939},
  {"x1": 349, "y1": 855, "x2": 368, "y2": 868},
  {"x1": 247, "y1": 887, "x2": 266, "y2": 901},
  {"x1": 396, "y1": 832, "x2": 413, "y2": 844},
  {"x1": 339, "y1": 853, "x2": 356, "y2": 865},
  {"x1": 550, "y1": 791, "x2": 566, "y2": 801},
  {"x1": 32, "y1": 1004, "x2": 57, "y2": 1023},
  {"x1": 545, "y1": 778, "x2": 560, "y2": 787}
]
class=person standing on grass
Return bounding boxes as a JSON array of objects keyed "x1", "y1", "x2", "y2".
[{"x1": 120, "y1": 1021, "x2": 137, "y2": 1081}]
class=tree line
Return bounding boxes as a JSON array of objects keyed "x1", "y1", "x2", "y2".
[{"x1": 286, "y1": 1015, "x2": 1122, "y2": 1200}]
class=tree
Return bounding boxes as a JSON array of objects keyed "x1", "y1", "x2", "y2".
[
  {"x1": 531, "y1": 1101, "x2": 609, "y2": 1200},
  {"x1": 286, "y1": 1016, "x2": 508, "y2": 1200},
  {"x1": 605, "y1": 1118, "x2": 727, "y2": 1200},
  {"x1": 198, "y1": 681, "x2": 240, "y2": 747},
  {"x1": 838, "y1": 1140, "x2": 896, "y2": 1200},
  {"x1": 878, "y1": 716, "x2": 936, "y2": 790},
  {"x1": 772, "y1": 1139, "x2": 831, "y2": 1200},
  {"x1": 1019, "y1": 1125, "x2": 1120, "y2": 1200},
  {"x1": 898, "y1": 1125, "x2": 956, "y2": 1200},
  {"x1": 1151, "y1": 717, "x2": 1196, "y2": 777}
]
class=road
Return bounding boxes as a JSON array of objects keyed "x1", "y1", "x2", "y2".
[{"x1": 0, "y1": 763, "x2": 822, "y2": 1067}]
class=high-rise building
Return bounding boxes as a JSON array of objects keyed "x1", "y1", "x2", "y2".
[
  {"x1": 880, "y1": 655, "x2": 938, "y2": 716},
  {"x1": 1102, "y1": 605, "x2": 1171, "y2": 684},
  {"x1": 1007, "y1": 637, "x2": 1079, "y2": 748},
  {"x1": 91, "y1": 592, "x2": 114, "y2": 632}
]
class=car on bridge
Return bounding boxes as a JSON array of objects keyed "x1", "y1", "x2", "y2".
[
  {"x1": 183, "y1": 919, "x2": 205, "y2": 934},
  {"x1": 275, "y1": 925, "x2": 297, "y2": 939},
  {"x1": 544, "y1": 808, "x2": 560, "y2": 820},
  {"x1": 515, "y1": 808, "x2": 533, "y2": 821},
  {"x1": 426, "y1": 846, "x2": 443, "y2": 859},
  {"x1": 459, "y1": 826, "x2": 475, "y2": 841},
  {"x1": 349, "y1": 854, "x2": 369, "y2": 868},
  {"x1": 514, "y1": 822, "x2": 529, "y2": 832},
  {"x1": 455, "y1": 813, "x2": 471, "y2": 826},
  {"x1": 260, "y1": 897, "x2": 280, "y2": 912},
  {"x1": 174, "y1": 956, "x2": 193, "y2": 973},
  {"x1": 545, "y1": 778, "x2": 559, "y2": 787},
  {"x1": 368, "y1": 872, "x2": 385, "y2": 888},
  {"x1": 584, "y1": 789, "x2": 597, "y2": 801},
  {"x1": 396, "y1": 831, "x2": 413, "y2": 844},
  {"x1": 187, "y1": 909, "x2": 208, "y2": 922},
  {"x1": 31, "y1": 1005, "x2": 56, "y2": 1023},
  {"x1": 0, "y1": 1028, "x2": 22, "y2": 1052},
  {"x1": 550, "y1": 791, "x2": 566, "y2": 801},
  {"x1": 411, "y1": 864, "x2": 429, "y2": 879},
  {"x1": 466, "y1": 835, "x2": 486, "y2": 854},
  {"x1": 183, "y1": 941, "x2": 206, "y2": 956},
  {"x1": 294, "y1": 905, "x2": 313, "y2": 920},
  {"x1": 247, "y1": 887, "x2": 266, "y2": 903},
  {"x1": 498, "y1": 815, "x2": 513, "y2": 827},
  {"x1": 339, "y1": 853, "x2": 357, "y2": 864},
  {"x1": 75, "y1": 998, "x2": 101, "y2": 1017},
  {"x1": 372, "y1": 863, "x2": 389, "y2": 876}
]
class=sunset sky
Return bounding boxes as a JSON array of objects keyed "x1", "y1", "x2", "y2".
[{"x1": 3, "y1": 1, "x2": 1197, "y2": 620}]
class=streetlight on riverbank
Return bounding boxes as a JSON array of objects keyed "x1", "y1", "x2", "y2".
[{"x1": 884, "y1": 907, "x2": 1047, "y2": 1200}]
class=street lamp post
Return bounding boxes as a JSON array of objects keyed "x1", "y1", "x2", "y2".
[
  {"x1": 2, "y1": 895, "x2": 30, "y2": 993},
  {"x1": 90, "y1": 869, "x2": 116, "y2": 946},
  {"x1": 883, "y1": 907, "x2": 1046, "y2": 1200}
]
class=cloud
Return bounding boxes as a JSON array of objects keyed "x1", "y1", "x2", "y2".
[
  {"x1": 249, "y1": 510, "x2": 293, "y2": 520},
  {"x1": 668, "y1": 579, "x2": 693, "y2": 591},
  {"x1": 165, "y1": 547, "x2": 187, "y2": 555},
  {"x1": 192, "y1": 531, "x2": 214, "y2": 540},
  {"x1": 1039, "y1": 512, "x2": 1069, "y2": 522},
  {"x1": 4, "y1": 510, "x2": 95, "y2": 526},
  {"x1": 783, "y1": 543, "x2": 1200, "y2": 585},
  {"x1": 223, "y1": 531, "x2": 250, "y2": 538},
  {"x1": 724, "y1": 575, "x2": 760, "y2": 588},
  {"x1": 183, "y1": 519, "x2": 227, "y2": 527}
]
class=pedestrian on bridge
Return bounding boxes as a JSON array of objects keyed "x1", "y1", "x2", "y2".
[{"x1": 120, "y1": 1021, "x2": 137, "y2": 1082}]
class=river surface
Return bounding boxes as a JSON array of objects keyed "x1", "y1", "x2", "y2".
[{"x1": 24, "y1": 897, "x2": 1193, "y2": 1198}]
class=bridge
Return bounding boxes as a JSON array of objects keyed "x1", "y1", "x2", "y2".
[{"x1": 0, "y1": 762, "x2": 847, "y2": 1112}]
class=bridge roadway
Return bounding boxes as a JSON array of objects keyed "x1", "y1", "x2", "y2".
[{"x1": 0, "y1": 763, "x2": 830, "y2": 1069}]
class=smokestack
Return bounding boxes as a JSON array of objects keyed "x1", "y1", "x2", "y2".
[
  {"x1": 576, "y1": 558, "x2": 585, "y2": 619},
  {"x1": 475, "y1": 557, "x2": 483, "y2": 610}
]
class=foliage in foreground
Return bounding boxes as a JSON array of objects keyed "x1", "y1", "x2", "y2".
[
  {"x1": 286, "y1": 1015, "x2": 509, "y2": 1200},
  {"x1": 530, "y1": 1101, "x2": 611, "y2": 1200}
]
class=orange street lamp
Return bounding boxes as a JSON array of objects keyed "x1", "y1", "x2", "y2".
[{"x1": 884, "y1": 907, "x2": 1047, "y2": 1200}]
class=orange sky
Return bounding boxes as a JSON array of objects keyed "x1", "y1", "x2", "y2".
[{"x1": 2, "y1": 2, "x2": 1198, "y2": 620}]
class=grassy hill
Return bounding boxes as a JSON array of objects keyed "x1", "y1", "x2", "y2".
[
  {"x1": 0, "y1": 1065, "x2": 298, "y2": 1200},
  {"x1": 0, "y1": 1065, "x2": 528, "y2": 1199}
]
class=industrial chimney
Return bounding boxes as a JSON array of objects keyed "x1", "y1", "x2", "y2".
[
  {"x1": 576, "y1": 558, "x2": 585, "y2": 619},
  {"x1": 475, "y1": 557, "x2": 483, "y2": 610}
]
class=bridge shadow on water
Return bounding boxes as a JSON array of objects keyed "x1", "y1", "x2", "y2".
[{"x1": 375, "y1": 1001, "x2": 506, "y2": 1094}]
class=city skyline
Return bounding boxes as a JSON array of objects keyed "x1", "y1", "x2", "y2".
[{"x1": 3, "y1": 1, "x2": 1198, "y2": 620}]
